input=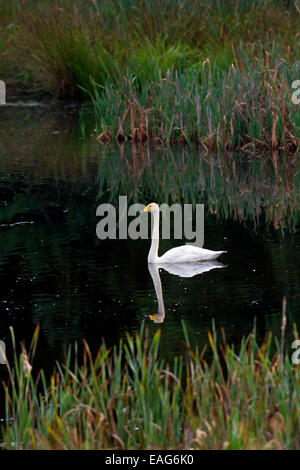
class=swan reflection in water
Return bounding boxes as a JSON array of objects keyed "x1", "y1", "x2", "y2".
[{"x1": 147, "y1": 261, "x2": 226, "y2": 323}]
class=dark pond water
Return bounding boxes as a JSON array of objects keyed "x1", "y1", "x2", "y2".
[{"x1": 0, "y1": 105, "x2": 300, "y2": 379}]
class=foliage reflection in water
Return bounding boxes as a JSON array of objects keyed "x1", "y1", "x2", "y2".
[{"x1": 0, "y1": 107, "x2": 299, "y2": 375}]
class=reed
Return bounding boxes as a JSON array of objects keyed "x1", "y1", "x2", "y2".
[
  {"x1": 1, "y1": 106, "x2": 299, "y2": 229},
  {"x1": 90, "y1": 42, "x2": 300, "y2": 151},
  {"x1": 2, "y1": 1, "x2": 300, "y2": 150},
  {"x1": 1, "y1": 320, "x2": 300, "y2": 450},
  {"x1": 2, "y1": 1, "x2": 300, "y2": 96}
]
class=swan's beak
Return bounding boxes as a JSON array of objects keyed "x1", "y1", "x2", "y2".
[
  {"x1": 148, "y1": 314, "x2": 156, "y2": 321},
  {"x1": 143, "y1": 205, "x2": 151, "y2": 212}
]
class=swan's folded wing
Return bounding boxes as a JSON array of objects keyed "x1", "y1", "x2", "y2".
[{"x1": 158, "y1": 245, "x2": 226, "y2": 263}]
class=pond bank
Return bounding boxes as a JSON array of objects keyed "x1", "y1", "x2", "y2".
[
  {"x1": 2, "y1": 320, "x2": 300, "y2": 450},
  {"x1": 1, "y1": 1, "x2": 300, "y2": 153}
]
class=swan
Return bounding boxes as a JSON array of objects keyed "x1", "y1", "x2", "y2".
[{"x1": 143, "y1": 202, "x2": 227, "y2": 264}]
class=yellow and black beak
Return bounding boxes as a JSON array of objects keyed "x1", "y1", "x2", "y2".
[{"x1": 143, "y1": 204, "x2": 151, "y2": 212}]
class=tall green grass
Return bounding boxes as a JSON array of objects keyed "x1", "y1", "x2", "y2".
[
  {"x1": 1, "y1": 105, "x2": 299, "y2": 229},
  {"x1": 1, "y1": 1, "x2": 300, "y2": 149},
  {"x1": 2, "y1": 0, "x2": 300, "y2": 97},
  {"x1": 90, "y1": 42, "x2": 300, "y2": 150},
  {"x1": 2, "y1": 319, "x2": 300, "y2": 449}
]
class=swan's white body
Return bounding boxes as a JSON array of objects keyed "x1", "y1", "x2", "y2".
[{"x1": 143, "y1": 202, "x2": 226, "y2": 264}]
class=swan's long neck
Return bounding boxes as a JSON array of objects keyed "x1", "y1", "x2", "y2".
[{"x1": 148, "y1": 210, "x2": 160, "y2": 263}]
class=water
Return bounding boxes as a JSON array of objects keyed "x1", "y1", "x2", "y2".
[{"x1": 0, "y1": 105, "x2": 300, "y2": 377}]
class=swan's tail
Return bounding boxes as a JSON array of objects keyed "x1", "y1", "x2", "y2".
[{"x1": 212, "y1": 250, "x2": 227, "y2": 259}]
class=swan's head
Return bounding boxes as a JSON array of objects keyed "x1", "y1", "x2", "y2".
[{"x1": 143, "y1": 202, "x2": 159, "y2": 214}]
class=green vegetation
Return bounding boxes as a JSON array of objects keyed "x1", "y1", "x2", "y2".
[
  {"x1": 2, "y1": 2, "x2": 300, "y2": 451},
  {"x1": 2, "y1": 319, "x2": 300, "y2": 450},
  {"x1": 1, "y1": 107, "x2": 299, "y2": 230},
  {"x1": 1, "y1": 1, "x2": 300, "y2": 149}
]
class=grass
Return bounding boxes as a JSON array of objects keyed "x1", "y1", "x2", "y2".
[
  {"x1": 91, "y1": 43, "x2": 300, "y2": 151},
  {"x1": 2, "y1": 1, "x2": 300, "y2": 91},
  {"x1": 1, "y1": 315, "x2": 300, "y2": 450},
  {"x1": 1, "y1": 105, "x2": 299, "y2": 230},
  {"x1": 1, "y1": 1, "x2": 300, "y2": 150}
]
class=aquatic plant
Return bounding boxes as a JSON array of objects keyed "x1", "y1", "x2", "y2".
[
  {"x1": 91, "y1": 42, "x2": 300, "y2": 151},
  {"x1": 1, "y1": 316, "x2": 300, "y2": 450},
  {"x1": 1, "y1": 1, "x2": 300, "y2": 150},
  {"x1": 2, "y1": 0, "x2": 300, "y2": 98}
]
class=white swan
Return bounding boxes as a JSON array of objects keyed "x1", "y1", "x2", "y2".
[{"x1": 143, "y1": 202, "x2": 227, "y2": 264}]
